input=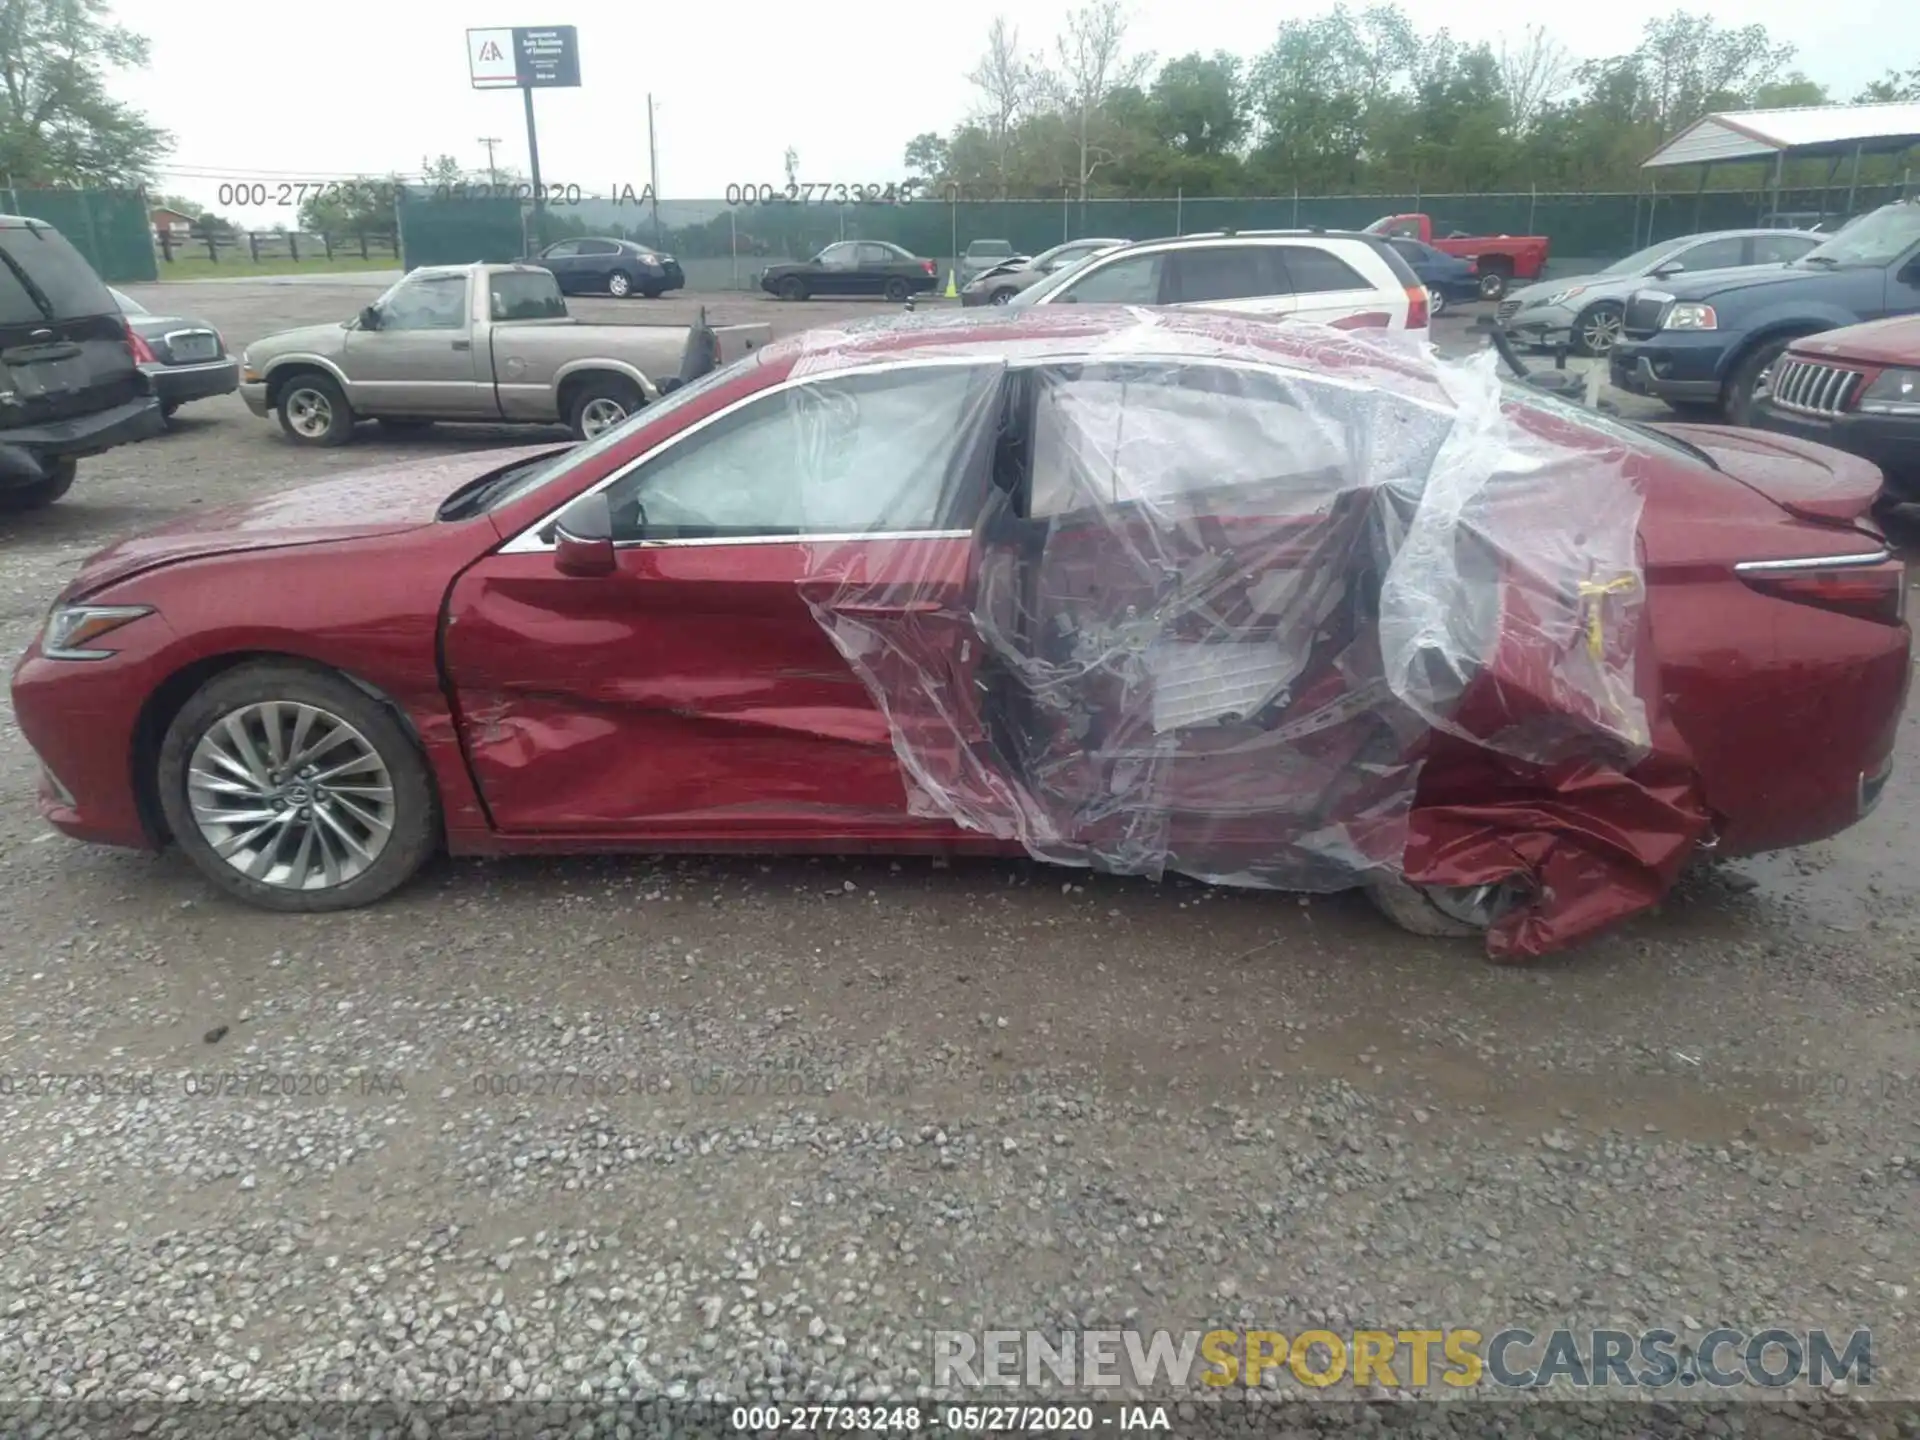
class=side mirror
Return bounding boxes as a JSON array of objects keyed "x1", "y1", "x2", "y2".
[
  {"x1": 358, "y1": 305, "x2": 381, "y2": 331},
  {"x1": 553, "y1": 491, "x2": 616, "y2": 577},
  {"x1": 1650, "y1": 261, "x2": 1683, "y2": 278}
]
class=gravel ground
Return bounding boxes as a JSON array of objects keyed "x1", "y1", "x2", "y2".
[{"x1": 0, "y1": 281, "x2": 1917, "y2": 1438}]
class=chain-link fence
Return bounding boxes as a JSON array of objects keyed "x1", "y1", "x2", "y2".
[
  {"x1": 8, "y1": 181, "x2": 1911, "y2": 290},
  {"x1": 2, "y1": 186, "x2": 157, "y2": 282},
  {"x1": 390, "y1": 182, "x2": 1913, "y2": 289}
]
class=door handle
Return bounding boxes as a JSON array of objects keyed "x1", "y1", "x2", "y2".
[{"x1": 452, "y1": 339, "x2": 471, "y2": 351}]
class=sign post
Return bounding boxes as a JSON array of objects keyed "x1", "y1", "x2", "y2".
[{"x1": 467, "y1": 26, "x2": 580, "y2": 247}]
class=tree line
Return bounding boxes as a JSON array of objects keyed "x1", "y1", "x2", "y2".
[
  {"x1": 1, "y1": 0, "x2": 1914, "y2": 222},
  {"x1": 901, "y1": 2, "x2": 1920, "y2": 199}
]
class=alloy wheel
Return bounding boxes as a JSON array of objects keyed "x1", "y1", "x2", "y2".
[
  {"x1": 579, "y1": 397, "x2": 628, "y2": 437},
  {"x1": 609, "y1": 273, "x2": 631, "y2": 297},
  {"x1": 284, "y1": 388, "x2": 333, "y2": 438},
  {"x1": 1427, "y1": 286, "x2": 1445, "y2": 317},
  {"x1": 1579, "y1": 309, "x2": 1624, "y2": 354},
  {"x1": 187, "y1": 701, "x2": 395, "y2": 890}
]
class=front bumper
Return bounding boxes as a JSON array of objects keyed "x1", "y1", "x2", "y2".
[
  {"x1": 1750, "y1": 399, "x2": 1920, "y2": 502},
  {"x1": 239, "y1": 381, "x2": 272, "y2": 418},
  {"x1": 146, "y1": 358, "x2": 240, "y2": 407},
  {"x1": 10, "y1": 625, "x2": 175, "y2": 851},
  {"x1": 1608, "y1": 334, "x2": 1728, "y2": 404},
  {"x1": 1499, "y1": 301, "x2": 1578, "y2": 347},
  {"x1": 0, "y1": 396, "x2": 166, "y2": 490}
]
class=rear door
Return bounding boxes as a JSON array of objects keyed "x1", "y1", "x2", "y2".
[
  {"x1": 1161, "y1": 244, "x2": 1295, "y2": 318},
  {"x1": 443, "y1": 357, "x2": 1008, "y2": 837},
  {"x1": 0, "y1": 221, "x2": 143, "y2": 428},
  {"x1": 1275, "y1": 244, "x2": 1398, "y2": 327},
  {"x1": 957, "y1": 356, "x2": 1442, "y2": 878},
  {"x1": 859, "y1": 243, "x2": 903, "y2": 294},
  {"x1": 576, "y1": 238, "x2": 621, "y2": 290},
  {"x1": 540, "y1": 239, "x2": 582, "y2": 290}
]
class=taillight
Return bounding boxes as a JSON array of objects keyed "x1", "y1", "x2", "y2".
[
  {"x1": 125, "y1": 322, "x2": 156, "y2": 365},
  {"x1": 1738, "y1": 557, "x2": 1906, "y2": 625},
  {"x1": 923, "y1": 259, "x2": 936, "y2": 276},
  {"x1": 1404, "y1": 285, "x2": 1429, "y2": 328}
]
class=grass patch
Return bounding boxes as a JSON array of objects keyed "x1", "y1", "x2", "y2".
[{"x1": 154, "y1": 254, "x2": 399, "y2": 280}]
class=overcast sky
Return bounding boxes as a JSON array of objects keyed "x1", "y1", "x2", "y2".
[{"x1": 119, "y1": 0, "x2": 1916, "y2": 228}]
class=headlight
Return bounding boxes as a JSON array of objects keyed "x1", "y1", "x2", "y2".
[
  {"x1": 1661, "y1": 303, "x2": 1717, "y2": 331},
  {"x1": 41, "y1": 604, "x2": 154, "y2": 660},
  {"x1": 1857, "y1": 367, "x2": 1920, "y2": 415},
  {"x1": 240, "y1": 349, "x2": 259, "y2": 383},
  {"x1": 638, "y1": 253, "x2": 659, "y2": 264},
  {"x1": 1542, "y1": 285, "x2": 1586, "y2": 306}
]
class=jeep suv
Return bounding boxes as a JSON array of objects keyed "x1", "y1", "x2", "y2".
[{"x1": 0, "y1": 215, "x2": 164, "y2": 511}]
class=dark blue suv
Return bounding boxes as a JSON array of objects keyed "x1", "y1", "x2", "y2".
[{"x1": 1610, "y1": 200, "x2": 1920, "y2": 424}]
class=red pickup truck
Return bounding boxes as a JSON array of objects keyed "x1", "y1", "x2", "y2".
[{"x1": 1363, "y1": 213, "x2": 1550, "y2": 302}]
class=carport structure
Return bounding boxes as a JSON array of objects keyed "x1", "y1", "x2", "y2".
[{"x1": 1642, "y1": 101, "x2": 1920, "y2": 230}]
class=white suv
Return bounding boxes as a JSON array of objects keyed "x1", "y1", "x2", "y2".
[{"x1": 1006, "y1": 230, "x2": 1430, "y2": 330}]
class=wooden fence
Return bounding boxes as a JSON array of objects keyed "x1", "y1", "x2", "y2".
[{"x1": 154, "y1": 226, "x2": 402, "y2": 264}]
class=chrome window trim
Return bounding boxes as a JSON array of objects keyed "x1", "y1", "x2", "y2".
[
  {"x1": 498, "y1": 348, "x2": 1413, "y2": 556},
  {"x1": 1733, "y1": 549, "x2": 1892, "y2": 573}
]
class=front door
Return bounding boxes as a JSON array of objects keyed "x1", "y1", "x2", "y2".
[
  {"x1": 441, "y1": 357, "x2": 1009, "y2": 839},
  {"x1": 812, "y1": 242, "x2": 864, "y2": 297},
  {"x1": 540, "y1": 240, "x2": 582, "y2": 291},
  {"x1": 341, "y1": 271, "x2": 487, "y2": 416}
]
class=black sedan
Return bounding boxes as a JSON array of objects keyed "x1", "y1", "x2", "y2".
[
  {"x1": 1384, "y1": 238, "x2": 1481, "y2": 316},
  {"x1": 520, "y1": 237, "x2": 684, "y2": 298},
  {"x1": 759, "y1": 241, "x2": 939, "y2": 301},
  {"x1": 108, "y1": 287, "x2": 238, "y2": 422}
]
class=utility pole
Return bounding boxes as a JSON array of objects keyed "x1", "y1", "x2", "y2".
[
  {"x1": 477, "y1": 137, "x2": 502, "y2": 184},
  {"x1": 647, "y1": 93, "x2": 661, "y2": 241}
]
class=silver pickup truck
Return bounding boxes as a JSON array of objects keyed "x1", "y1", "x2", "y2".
[{"x1": 238, "y1": 263, "x2": 770, "y2": 446}]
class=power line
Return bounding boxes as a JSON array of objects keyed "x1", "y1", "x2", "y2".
[{"x1": 477, "y1": 137, "x2": 502, "y2": 185}]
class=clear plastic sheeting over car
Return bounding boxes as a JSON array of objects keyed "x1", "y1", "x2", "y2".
[{"x1": 781, "y1": 307, "x2": 1657, "y2": 942}]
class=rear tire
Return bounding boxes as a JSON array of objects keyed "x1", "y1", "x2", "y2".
[
  {"x1": 778, "y1": 275, "x2": 809, "y2": 301},
  {"x1": 1477, "y1": 268, "x2": 1511, "y2": 302},
  {"x1": 567, "y1": 376, "x2": 643, "y2": 442},
  {"x1": 0, "y1": 456, "x2": 77, "y2": 512},
  {"x1": 156, "y1": 662, "x2": 439, "y2": 913},
  {"x1": 276, "y1": 374, "x2": 354, "y2": 447},
  {"x1": 884, "y1": 277, "x2": 911, "y2": 302},
  {"x1": 1365, "y1": 875, "x2": 1485, "y2": 938}
]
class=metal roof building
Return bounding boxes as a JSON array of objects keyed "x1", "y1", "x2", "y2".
[
  {"x1": 1643, "y1": 103, "x2": 1920, "y2": 170},
  {"x1": 1640, "y1": 103, "x2": 1920, "y2": 230}
]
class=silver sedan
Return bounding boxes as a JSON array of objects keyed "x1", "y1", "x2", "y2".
[{"x1": 1498, "y1": 228, "x2": 1821, "y2": 356}]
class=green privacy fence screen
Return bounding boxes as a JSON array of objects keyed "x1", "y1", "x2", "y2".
[
  {"x1": 392, "y1": 182, "x2": 1911, "y2": 290},
  {"x1": 2, "y1": 187, "x2": 157, "y2": 283}
]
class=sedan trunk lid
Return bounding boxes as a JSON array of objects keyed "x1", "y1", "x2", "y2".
[{"x1": 1650, "y1": 422, "x2": 1886, "y2": 529}]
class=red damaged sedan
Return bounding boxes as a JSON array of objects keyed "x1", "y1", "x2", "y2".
[{"x1": 9, "y1": 308, "x2": 1910, "y2": 958}]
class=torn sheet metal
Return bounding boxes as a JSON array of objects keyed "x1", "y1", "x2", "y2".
[{"x1": 785, "y1": 307, "x2": 1695, "y2": 954}]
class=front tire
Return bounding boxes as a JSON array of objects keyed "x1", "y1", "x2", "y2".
[
  {"x1": 1724, "y1": 336, "x2": 1797, "y2": 426},
  {"x1": 1571, "y1": 301, "x2": 1625, "y2": 357},
  {"x1": 990, "y1": 287, "x2": 1018, "y2": 305},
  {"x1": 607, "y1": 270, "x2": 633, "y2": 298},
  {"x1": 276, "y1": 374, "x2": 354, "y2": 447},
  {"x1": 778, "y1": 275, "x2": 809, "y2": 301},
  {"x1": 156, "y1": 663, "x2": 438, "y2": 913},
  {"x1": 1365, "y1": 874, "x2": 1530, "y2": 941},
  {"x1": 567, "y1": 376, "x2": 643, "y2": 442},
  {"x1": 0, "y1": 456, "x2": 77, "y2": 512}
]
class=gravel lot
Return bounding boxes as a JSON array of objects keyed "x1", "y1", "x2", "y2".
[{"x1": 1, "y1": 279, "x2": 1917, "y2": 1436}]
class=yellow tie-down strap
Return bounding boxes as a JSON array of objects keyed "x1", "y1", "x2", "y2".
[{"x1": 1575, "y1": 573, "x2": 1648, "y2": 747}]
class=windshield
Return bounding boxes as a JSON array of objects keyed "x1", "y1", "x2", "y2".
[
  {"x1": 1598, "y1": 239, "x2": 1685, "y2": 276},
  {"x1": 1006, "y1": 251, "x2": 1111, "y2": 307},
  {"x1": 1801, "y1": 204, "x2": 1920, "y2": 267},
  {"x1": 473, "y1": 353, "x2": 760, "y2": 515}
]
